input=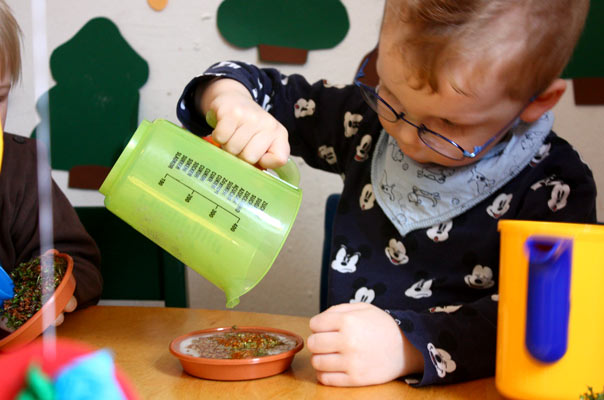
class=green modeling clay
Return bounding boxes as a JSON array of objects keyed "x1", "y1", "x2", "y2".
[{"x1": 16, "y1": 364, "x2": 54, "y2": 400}]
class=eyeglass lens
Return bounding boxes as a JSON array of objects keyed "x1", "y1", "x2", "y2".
[
  {"x1": 418, "y1": 130, "x2": 464, "y2": 160},
  {"x1": 359, "y1": 86, "x2": 398, "y2": 122},
  {"x1": 358, "y1": 85, "x2": 465, "y2": 159}
]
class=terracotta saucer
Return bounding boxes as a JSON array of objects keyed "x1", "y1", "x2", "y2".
[
  {"x1": 169, "y1": 326, "x2": 304, "y2": 381},
  {"x1": 0, "y1": 249, "x2": 76, "y2": 351}
]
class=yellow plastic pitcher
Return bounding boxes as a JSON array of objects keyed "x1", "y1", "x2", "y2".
[
  {"x1": 99, "y1": 119, "x2": 302, "y2": 308},
  {"x1": 496, "y1": 220, "x2": 604, "y2": 400}
]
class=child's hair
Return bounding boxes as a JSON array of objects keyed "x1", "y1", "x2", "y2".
[
  {"x1": 386, "y1": 0, "x2": 589, "y2": 101},
  {"x1": 0, "y1": 0, "x2": 21, "y2": 84}
]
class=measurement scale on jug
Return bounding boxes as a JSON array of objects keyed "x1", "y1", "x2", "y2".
[{"x1": 157, "y1": 150, "x2": 270, "y2": 233}]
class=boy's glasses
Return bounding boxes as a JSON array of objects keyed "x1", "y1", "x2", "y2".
[{"x1": 353, "y1": 58, "x2": 532, "y2": 160}]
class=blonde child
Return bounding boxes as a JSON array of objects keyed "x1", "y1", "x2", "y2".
[{"x1": 0, "y1": 0, "x2": 102, "y2": 329}]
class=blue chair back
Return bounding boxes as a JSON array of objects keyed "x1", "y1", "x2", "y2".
[{"x1": 321, "y1": 194, "x2": 341, "y2": 311}]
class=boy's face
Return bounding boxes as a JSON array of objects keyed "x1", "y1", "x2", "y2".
[
  {"x1": 375, "y1": 15, "x2": 527, "y2": 167},
  {"x1": 0, "y1": 72, "x2": 10, "y2": 129}
]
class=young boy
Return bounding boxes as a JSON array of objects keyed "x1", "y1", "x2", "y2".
[
  {"x1": 177, "y1": 0, "x2": 596, "y2": 387},
  {"x1": 0, "y1": 0, "x2": 102, "y2": 328}
]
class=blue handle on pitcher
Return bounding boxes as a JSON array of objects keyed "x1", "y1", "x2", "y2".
[{"x1": 525, "y1": 236, "x2": 572, "y2": 363}]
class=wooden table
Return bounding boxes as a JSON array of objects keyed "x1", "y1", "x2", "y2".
[{"x1": 57, "y1": 306, "x2": 505, "y2": 399}]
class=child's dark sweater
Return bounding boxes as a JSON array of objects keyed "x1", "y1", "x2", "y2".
[{"x1": 0, "y1": 133, "x2": 102, "y2": 308}]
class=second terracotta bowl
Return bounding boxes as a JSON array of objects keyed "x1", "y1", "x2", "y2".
[{"x1": 169, "y1": 326, "x2": 304, "y2": 381}]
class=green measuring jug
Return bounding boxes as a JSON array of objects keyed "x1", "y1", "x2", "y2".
[{"x1": 99, "y1": 119, "x2": 302, "y2": 308}]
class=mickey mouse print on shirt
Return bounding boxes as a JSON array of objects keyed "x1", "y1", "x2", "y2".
[
  {"x1": 354, "y1": 135, "x2": 372, "y2": 162},
  {"x1": 248, "y1": 77, "x2": 272, "y2": 111},
  {"x1": 486, "y1": 193, "x2": 513, "y2": 219},
  {"x1": 384, "y1": 238, "x2": 409, "y2": 265},
  {"x1": 405, "y1": 278, "x2": 433, "y2": 299},
  {"x1": 294, "y1": 98, "x2": 315, "y2": 118},
  {"x1": 322, "y1": 79, "x2": 346, "y2": 89},
  {"x1": 318, "y1": 145, "x2": 337, "y2": 165},
  {"x1": 331, "y1": 244, "x2": 360, "y2": 273},
  {"x1": 530, "y1": 174, "x2": 570, "y2": 212},
  {"x1": 464, "y1": 265, "x2": 495, "y2": 289},
  {"x1": 429, "y1": 304, "x2": 463, "y2": 313},
  {"x1": 212, "y1": 61, "x2": 241, "y2": 70},
  {"x1": 344, "y1": 111, "x2": 363, "y2": 137},
  {"x1": 426, "y1": 220, "x2": 453, "y2": 242},
  {"x1": 359, "y1": 183, "x2": 375, "y2": 210},
  {"x1": 548, "y1": 183, "x2": 570, "y2": 211},
  {"x1": 349, "y1": 278, "x2": 386, "y2": 304},
  {"x1": 427, "y1": 343, "x2": 457, "y2": 378},
  {"x1": 530, "y1": 143, "x2": 551, "y2": 167}
]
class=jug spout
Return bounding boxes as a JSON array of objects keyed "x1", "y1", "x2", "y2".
[{"x1": 524, "y1": 236, "x2": 572, "y2": 363}]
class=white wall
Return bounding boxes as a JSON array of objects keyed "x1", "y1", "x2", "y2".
[{"x1": 5, "y1": 0, "x2": 603, "y2": 317}]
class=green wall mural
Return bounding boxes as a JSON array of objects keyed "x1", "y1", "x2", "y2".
[
  {"x1": 32, "y1": 17, "x2": 149, "y2": 187},
  {"x1": 562, "y1": 1, "x2": 604, "y2": 79},
  {"x1": 562, "y1": 2, "x2": 604, "y2": 105},
  {"x1": 217, "y1": 0, "x2": 349, "y2": 64}
]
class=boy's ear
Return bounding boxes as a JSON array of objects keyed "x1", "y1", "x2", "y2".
[{"x1": 520, "y1": 79, "x2": 567, "y2": 123}]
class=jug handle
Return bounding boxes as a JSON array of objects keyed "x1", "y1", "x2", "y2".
[{"x1": 205, "y1": 110, "x2": 300, "y2": 187}]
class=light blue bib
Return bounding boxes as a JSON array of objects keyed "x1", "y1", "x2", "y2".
[{"x1": 370, "y1": 111, "x2": 554, "y2": 236}]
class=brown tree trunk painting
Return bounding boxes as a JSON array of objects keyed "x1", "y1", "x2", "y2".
[{"x1": 258, "y1": 44, "x2": 308, "y2": 64}]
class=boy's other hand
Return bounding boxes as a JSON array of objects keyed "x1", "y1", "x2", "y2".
[
  {"x1": 200, "y1": 78, "x2": 290, "y2": 170},
  {"x1": 307, "y1": 302, "x2": 423, "y2": 387},
  {"x1": 52, "y1": 296, "x2": 77, "y2": 327}
]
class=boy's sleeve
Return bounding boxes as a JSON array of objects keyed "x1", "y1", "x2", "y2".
[
  {"x1": 8, "y1": 138, "x2": 103, "y2": 309},
  {"x1": 177, "y1": 61, "x2": 372, "y2": 175},
  {"x1": 506, "y1": 132, "x2": 598, "y2": 224},
  {"x1": 50, "y1": 181, "x2": 103, "y2": 308},
  {"x1": 387, "y1": 295, "x2": 498, "y2": 386}
]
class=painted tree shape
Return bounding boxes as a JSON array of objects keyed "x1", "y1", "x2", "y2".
[
  {"x1": 561, "y1": 2, "x2": 604, "y2": 104},
  {"x1": 562, "y1": 1, "x2": 604, "y2": 79},
  {"x1": 217, "y1": 0, "x2": 349, "y2": 64},
  {"x1": 32, "y1": 17, "x2": 149, "y2": 187}
]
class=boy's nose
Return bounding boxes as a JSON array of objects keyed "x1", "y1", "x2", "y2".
[{"x1": 392, "y1": 121, "x2": 421, "y2": 147}]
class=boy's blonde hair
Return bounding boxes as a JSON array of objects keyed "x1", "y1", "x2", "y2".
[
  {"x1": 387, "y1": 0, "x2": 589, "y2": 100},
  {"x1": 0, "y1": 0, "x2": 21, "y2": 84}
]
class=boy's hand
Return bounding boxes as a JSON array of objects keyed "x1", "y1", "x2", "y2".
[
  {"x1": 52, "y1": 296, "x2": 77, "y2": 327},
  {"x1": 200, "y1": 78, "x2": 290, "y2": 170},
  {"x1": 307, "y1": 302, "x2": 423, "y2": 387}
]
